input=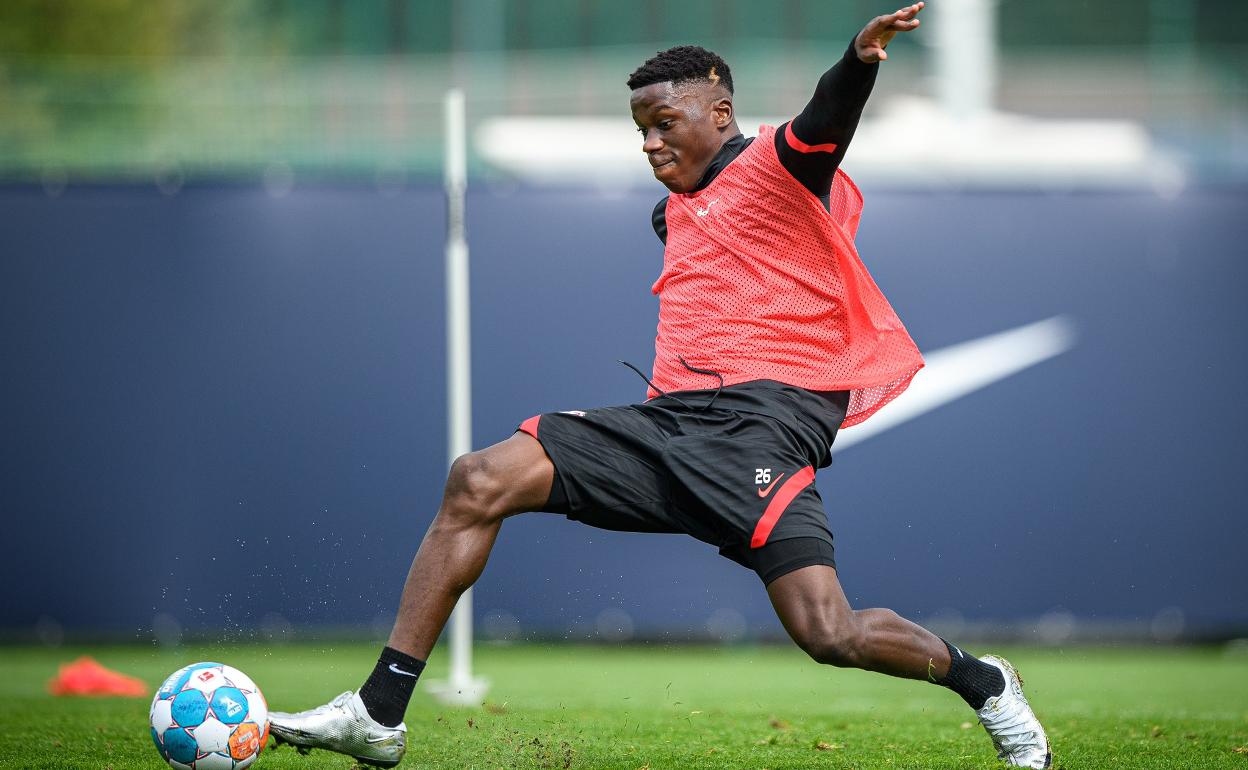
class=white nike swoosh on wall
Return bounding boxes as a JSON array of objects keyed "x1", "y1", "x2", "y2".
[{"x1": 833, "y1": 315, "x2": 1077, "y2": 453}]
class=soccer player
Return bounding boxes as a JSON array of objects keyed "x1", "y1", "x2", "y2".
[{"x1": 270, "y1": 3, "x2": 1051, "y2": 767}]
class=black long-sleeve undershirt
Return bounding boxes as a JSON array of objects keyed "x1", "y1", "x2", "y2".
[
  {"x1": 652, "y1": 39, "x2": 877, "y2": 244},
  {"x1": 779, "y1": 39, "x2": 878, "y2": 203}
]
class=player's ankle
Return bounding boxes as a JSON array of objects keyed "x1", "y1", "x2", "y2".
[
  {"x1": 358, "y1": 646, "x2": 425, "y2": 727},
  {"x1": 933, "y1": 639, "x2": 1005, "y2": 709}
]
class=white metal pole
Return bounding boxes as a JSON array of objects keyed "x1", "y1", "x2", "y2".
[
  {"x1": 932, "y1": 0, "x2": 998, "y2": 121},
  {"x1": 427, "y1": 88, "x2": 489, "y2": 706}
]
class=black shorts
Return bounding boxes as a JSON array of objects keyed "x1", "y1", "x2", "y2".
[{"x1": 517, "y1": 380, "x2": 849, "y2": 584}]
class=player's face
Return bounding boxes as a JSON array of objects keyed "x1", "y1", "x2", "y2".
[{"x1": 630, "y1": 82, "x2": 733, "y2": 193}]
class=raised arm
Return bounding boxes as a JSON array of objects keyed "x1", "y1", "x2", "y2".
[{"x1": 775, "y1": 2, "x2": 924, "y2": 203}]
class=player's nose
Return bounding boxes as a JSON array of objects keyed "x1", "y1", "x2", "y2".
[{"x1": 641, "y1": 129, "x2": 663, "y2": 154}]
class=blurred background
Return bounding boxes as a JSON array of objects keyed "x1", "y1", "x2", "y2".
[{"x1": 2, "y1": 0, "x2": 1246, "y2": 649}]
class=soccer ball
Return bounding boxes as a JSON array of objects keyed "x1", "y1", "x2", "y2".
[{"x1": 149, "y1": 662, "x2": 269, "y2": 769}]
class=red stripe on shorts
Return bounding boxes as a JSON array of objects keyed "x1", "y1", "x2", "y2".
[
  {"x1": 750, "y1": 465, "x2": 816, "y2": 548},
  {"x1": 518, "y1": 415, "x2": 541, "y2": 439}
]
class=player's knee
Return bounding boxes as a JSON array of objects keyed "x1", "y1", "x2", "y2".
[
  {"x1": 442, "y1": 451, "x2": 509, "y2": 523},
  {"x1": 800, "y1": 616, "x2": 867, "y2": 669}
]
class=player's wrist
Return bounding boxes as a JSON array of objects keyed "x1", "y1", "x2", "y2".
[
  {"x1": 849, "y1": 35, "x2": 879, "y2": 66},
  {"x1": 846, "y1": 37, "x2": 870, "y2": 66}
]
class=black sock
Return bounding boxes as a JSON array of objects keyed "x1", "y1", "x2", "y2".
[
  {"x1": 358, "y1": 646, "x2": 426, "y2": 727},
  {"x1": 934, "y1": 639, "x2": 1005, "y2": 710}
]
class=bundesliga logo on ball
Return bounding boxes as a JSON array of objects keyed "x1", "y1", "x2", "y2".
[{"x1": 150, "y1": 662, "x2": 269, "y2": 769}]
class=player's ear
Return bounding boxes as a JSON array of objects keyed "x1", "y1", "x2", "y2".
[{"x1": 712, "y1": 96, "x2": 733, "y2": 128}]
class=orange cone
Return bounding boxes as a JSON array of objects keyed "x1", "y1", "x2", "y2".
[{"x1": 48, "y1": 656, "x2": 148, "y2": 697}]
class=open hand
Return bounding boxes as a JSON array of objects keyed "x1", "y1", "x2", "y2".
[{"x1": 854, "y1": 2, "x2": 924, "y2": 63}]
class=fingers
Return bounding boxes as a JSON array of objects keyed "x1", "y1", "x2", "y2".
[
  {"x1": 871, "y1": 3, "x2": 923, "y2": 33},
  {"x1": 880, "y1": 2, "x2": 924, "y2": 25},
  {"x1": 895, "y1": 2, "x2": 925, "y2": 19},
  {"x1": 893, "y1": 2, "x2": 923, "y2": 24}
]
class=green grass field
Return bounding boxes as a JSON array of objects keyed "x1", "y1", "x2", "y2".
[{"x1": 1, "y1": 642, "x2": 1246, "y2": 769}]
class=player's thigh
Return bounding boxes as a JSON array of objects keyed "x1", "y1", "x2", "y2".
[{"x1": 452, "y1": 431, "x2": 555, "y2": 517}]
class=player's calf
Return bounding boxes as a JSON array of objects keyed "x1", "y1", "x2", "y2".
[{"x1": 791, "y1": 615, "x2": 868, "y2": 669}]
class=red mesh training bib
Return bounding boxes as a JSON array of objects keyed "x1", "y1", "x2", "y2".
[{"x1": 649, "y1": 125, "x2": 924, "y2": 428}]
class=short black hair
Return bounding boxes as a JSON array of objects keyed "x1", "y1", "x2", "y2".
[{"x1": 627, "y1": 45, "x2": 733, "y2": 94}]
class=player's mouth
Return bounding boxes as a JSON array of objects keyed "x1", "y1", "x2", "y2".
[{"x1": 649, "y1": 157, "x2": 676, "y2": 173}]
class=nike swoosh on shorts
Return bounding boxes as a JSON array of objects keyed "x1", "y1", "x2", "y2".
[{"x1": 757, "y1": 473, "x2": 786, "y2": 498}]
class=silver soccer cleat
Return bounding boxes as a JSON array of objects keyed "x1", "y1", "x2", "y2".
[
  {"x1": 976, "y1": 655, "x2": 1051, "y2": 768},
  {"x1": 269, "y1": 690, "x2": 407, "y2": 768}
]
